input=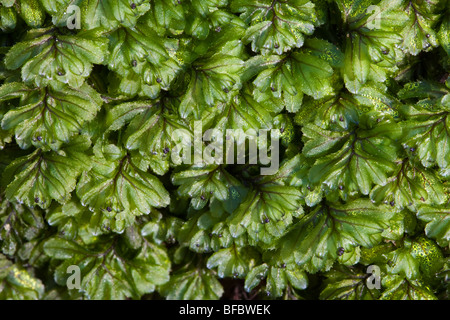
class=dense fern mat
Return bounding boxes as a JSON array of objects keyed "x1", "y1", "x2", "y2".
[{"x1": 0, "y1": 0, "x2": 449, "y2": 300}]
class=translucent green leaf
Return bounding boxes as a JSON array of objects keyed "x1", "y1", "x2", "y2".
[
  {"x1": 387, "y1": 246, "x2": 421, "y2": 280},
  {"x1": 107, "y1": 25, "x2": 181, "y2": 98},
  {"x1": 44, "y1": 237, "x2": 170, "y2": 299},
  {"x1": 176, "y1": 210, "x2": 227, "y2": 253},
  {"x1": 245, "y1": 263, "x2": 308, "y2": 298},
  {"x1": 399, "y1": 0, "x2": 441, "y2": 55},
  {"x1": 417, "y1": 205, "x2": 450, "y2": 247},
  {"x1": 303, "y1": 113, "x2": 402, "y2": 198},
  {"x1": 208, "y1": 84, "x2": 283, "y2": 131},
  {"x1": 41, "y1": 0, "x2": 150, "y2": 29},
  {"x1": 319, "y1": 265, "x2": 380, "y2": 300},
  {"x1": 0, "y1": 199, "x2": 45, "y2": 256},
  {"x1": 144, "y1": 0, "x2": 186, "y2": 35},
  {"x1": 439, "y1": 14, "x2": 450, "y2": 56},
  {"x1": 253, "y1": 51, "x2": 334, "y2": 102},
  {"x1": 380, "y1": 275, "x2": 437, "y2": 300},
  {"x1": 5, "y1": 28, "x2": 108, "y2": 89},
  {"x1": 17, "y1": 0, "x2": 46, "y2": 28},
  {"x1": 228, "y1": 186, "x2": 302, "y2": 246},
  {"x1": 160, "y1": 261, "x2": 224, "y2": 300},
  {"x1": 2, "y1": 136, "x2": 91, "y2": 208},
  {"x1": 231, "y1": 0, "x2": 318, "y2": 55},
  {"x1": 0, "y1": 5, "x2": 16, "y2": 31},
  {"x1": 107, "y1": 98, "x2": 191, "y2": 175},
  {"x1": 399, "y1": 99, "x2": 450, "y2": 175},
  {"x1": 339, "y1": 0, "x2": 407, "y2": 92},
  {"x1": 278, "y1": 199, "x2": 399, "y2": 273},
  {"x1": 206, "y1": 245, "x2": 260, "y2": 278},
  {"x1": 0, "y1": 82, "x2": 102, "y2": 149},
  {"x1": 0, "y1": 254, "x2": 44, "y2": 300},
  {"x1": 172, "y1": 165, "x2": 240, "y2": 210},
  {"x1": 183, "y1": 0, "x2": 232, "y2": 40},
  {"x1": 370, "y1": 158, "x2": 447, "y2": 211},
  {"x1": 76, "y1": 149, "x2": 170, "y2": 219},
  {"x1": 387, "y1": 237, "x2": 444, "y2": 280},
  {"x1": 179, "y1": 47, "x2": 244, "y2": 118}
]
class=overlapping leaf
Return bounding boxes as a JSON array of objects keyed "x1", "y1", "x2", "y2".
[
  {"x1": 319, "y1": 265, "x2": 381, "y2": 300},
  {"x1": 399, "y1": 0, "x2": 442, "y2": 55},
  {"x1": 252, "y1": 50, "x2": 334, "y2": 102},
  {"x1": 380, "y1": 275, "x2": 437, "y2": 300},
  {"x1": 417, "y1": 205, "x2": 450, "y2": 247},
  {"x1": 370, "y1": 158, "x2": 447, "y2": 210},
  {"x1": 144, "y1": 0, "x2": 186, "y2": 36},
  {"x1": 44, "y1": 236, "x2": 170, "y2": 299},
  {"x1": 107, "y1": 25, "x2": 182, "y2": 98},
  {"x1": 76, "y1": 146, "x2": 170, "y2": 220},
  {"x1": 245, "y1": 262, "x2": 308, "y2": 298},
  {"x1": 399, "y1": 83, "x2": 450, "y2": 175},
  {"x1": 179, "y1": 41, "x2": 245, "y2": 118},
  {"x1": 338, "y1": 0, "x2": 407, "y2": 93},
  {"x1": 302, "y1": 112, "x2": 402, "y2": 198},
  {"x1": 0, "y1": 82, "x2": 102, "y2": 149},
  {"x1": 1, "y1": 135, "x2": 91, "y2": 208},
  {"x1": 172, "y1": 165, "x2": 241, "y2": 210},
  {"x1": 0, "y1": 253, "x2": 44, "y2": 300},
  {"x1": 206, "y1": 244, "x2": 260, "y2": 278},
  {"x1": 230, "y1": 0, "x2": 319, "y2": 55},
  {"x1": 5, "y1": 28, "x2": 108, "y2": 89},
  {"x1": 160, "y1": 258, "x2": 223, "y2": 300},
  {"x1": 277, "y1": 199, "x2": 402, "y2": 273},
  {"x1": 185, "y1": 0, "x2": 234, "y2": 40},
  {"x1": 107, "y1": 98, "x2": 191, "y2": 175},
  {"x1": 386, "y1": 237, "x2": 444, "y2": 280},
  {"x1": 0, "y1": 3, "x2": 16, "y2": 31},
  {"x1": 0, "y1": 198, "x2": 45, "y2": 256}
]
